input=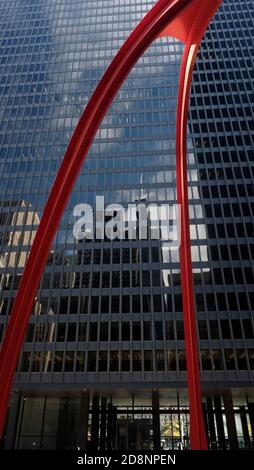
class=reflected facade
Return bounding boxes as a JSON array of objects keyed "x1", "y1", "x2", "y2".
[{"x1": 0, "y1": 0, "x2": 254, "y2": 450}]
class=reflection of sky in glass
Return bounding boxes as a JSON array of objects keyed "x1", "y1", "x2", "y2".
[{"x1": 0, "y1": 0, "x2": 210, "y2": 291}]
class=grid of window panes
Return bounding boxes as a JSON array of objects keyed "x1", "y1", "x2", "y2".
[
  {"x1": 189, "y1": 0, "x2": 254, "y2": 376},
  {"x1": 0, "y1": 0, "x2": 253, "y2": 382}
]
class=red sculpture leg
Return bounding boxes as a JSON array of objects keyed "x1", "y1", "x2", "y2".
[
  {"x1": 171, "y1": 0, "x2": 223, "y2": 450},
  {"x1": 176, "y1": 42, "x2": 209, "y2": 450},
  {"x1": 0, "y1": 0, "x2": 222, "y2": 448}
]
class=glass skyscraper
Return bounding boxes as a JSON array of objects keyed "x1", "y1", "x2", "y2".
[{"x1": 0, "y1": 0, "x2": 253, "y2": 450}]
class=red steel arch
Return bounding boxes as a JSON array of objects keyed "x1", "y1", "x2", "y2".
[{"x1": 0, "y1": 0, "x2": 222, "y2": 449}]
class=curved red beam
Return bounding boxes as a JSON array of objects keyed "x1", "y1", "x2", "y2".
[{"x1": 0, "y1": 0, "x2": 222, "y2": 449}]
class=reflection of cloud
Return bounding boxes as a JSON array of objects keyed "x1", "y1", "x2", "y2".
[{"x1": 1, "y1": 1, "x2": 210, "y2": 285}]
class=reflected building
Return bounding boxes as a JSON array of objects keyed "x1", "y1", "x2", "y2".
[
  {"x1": 0, "y1": 0, "x2": 254, "y2": 451},
  {"x1": 0, "y1": 200, "x2": 40, "y2": 313}
]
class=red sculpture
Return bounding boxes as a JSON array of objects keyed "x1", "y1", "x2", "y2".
[{"x1": 0, "y1": 0, "x2": 222, "y2": 449}]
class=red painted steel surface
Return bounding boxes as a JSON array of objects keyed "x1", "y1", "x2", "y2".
[
  {"x1": 0, "y1": 0, "x2": 222, "y2": 449},
  {"x1": 173, "y1": 1, "x2": 223, "y2": 449}
]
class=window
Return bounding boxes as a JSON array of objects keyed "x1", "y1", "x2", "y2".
[
  {"x1": 132, "y1": 295, "x2": 140, "y2": 313},
  {"x1": 231, "y1": 320, "x2": 242, "y2": 339},
  {"x1": 34, "y1": 324, "x2": 47, "y2": 343},
  {"x1": 78, "y1": 323, "x2": 87, "y2": 342},
  {"x1": 21, "y1": 352, "x2": 31, "y2": 372},
  {"x1": 199, "y1": 320, "x2": 208, "y2": 340},
  {"x1": 224, "y1": 349, "x2": 236, "y2": 370},
  {"x1": 217, "y1": 293, "x2": 227, "y2": 310},
  {"x1": 76, "y1": 351, "x2": 85, "y2": 372},
  {"x1": 132, "y1": 271, "x2": 140, "y2": 287},
  {"x1": 212, "y1": 350, "x2": 223, "y2": 370},
  {"x1": 178, "y1": 350, "x2": 186, "y2": 370},
  {"x1": 132, "y1": 321, "x2": 141, "y2": 341},
  {"x1": 201, "y1": 350, "x2": 212, "y2": 370},
  {"x1": 53, "y1": 351, "x2": 63, "y2": 372},
  {"x1": 164, "y1": 295, "x2": 172, "y2": 312},
  {"x1": 99, "y1": 351, "x2": 108, "y2": 372},
  {"x1": 206, "y1": 293, "x2": 216, "y2": 311},
  {"x1": 174, "y1": 295, "x2": 182, "y2": 312},
  {"x1": 101, "y1": 296, "x2": 109, "y2": 314},
  {"x1": 121, "y1": 351, "x2": 130, "y2": 371},
  {"x1": 89, "y1": 323, "x2": 98, "y2": 342},
  {"x1": 122, "y1": 322, "x2": 130, "y2": 341},
  {"x1": 243, "y1": 319, "x2": 254, "y2": 339},
  {"x1": 228, "y1": 292, "x2": 237, "y2": 310},
  {"x1": 87, "y1": 352, "x2": 97, "y2": 372},
  {"x1": 111, "y1": 296, "x2": 119, "y2": 314},
  {"x1": 144, "y1": 351, "x2": 153, "y2": 371},
  {"x1": 80, "y1": 297, "x2": 88, "y2": 314},
  {"x1": 152, "y1": 270, "x2": 160, "y2": 286},
  {"x1": 122, "y1": 271, "x2": 130, "y2": 287},
  {"x1": 153, "y1": 295, "x2": 162, "y2": 312},
  {"x1": 142, "y1": 248, "x2": 149, "y2": 263},
  {"x1": 112, "y1": 271, "x2": 120, "y2": 287},
  {"x1": 143, "y1": 295, "x2": 151, "y2": 313},
  {"x1": 167, "y1": 351, "x2": 176, "y2": 371},
  {"x1": 0, "y1": 324, "x2": 4, "y2": 342},
  {"x1": 92, "y1": 272, "x2": 100, "y2": 288},
  {"x1": 220, "y1": 319, "x2": 231, "y2": 339},
  {"x1": 94, "y1": 249, "x2": 101, "y2": 264},
  {"x1": 65, "y1": 351, "x2": 74, "y2": 372},
  {"x1": 67, "y1": 323, "x2": 76, "y2": 342},
  {"x1": 210, "y1": 320, "x2": 220, "y2": 339},
  {"x1": 0, "y1": 298, "x2": 8, "y2": 316},
  {"x1": 112, "y1": 248, "x2": 120, "y2": 263},
  {"x1": 248, "y1": 349, "x2": 254, "y2": 370},
  {"x1": 110, "y1": 351, "x2": 119, "y2": 372},
  {"x1": 43, "y1": 351, "x2": 52, "y2": 373},
  {"x1": 133, "y1": 351, "x2": 142, "y2": 371},
  {"x1": 100, "y1": 322, "x2": 108, "y2": 342},
  {"x1": 154, "y1": 321, "x2": 163, "y2": 340},
  {"x1": 103, "y1": 250, "x2": 111, "y2": 264},
  {"x1": 176, "y1": 321, "x2": 184, "y2": 340},
  {"x1": 122, "y1": 248, "x2": 130, "y2": 263},
  {"x1": 25, "y1": 324, "x2": 35, "y2": 342},
  {"x1": 155, "y1": 350, "x2": 164, "y2": 371},
  {"x1": 142, "y1": 271, "x2": 150, "y2": 286},
  {"x1": 236, "y1": 349, "x2": 248, "y2": 370},
  {"x1": 56, "y1": 323, "x2": 66, "y2": 342},
  {"x1": 151, "y1": 247, "x2": 159, "y2": 262},
  {"x1": 238, "y1": 292, "x2": 249, "y2": 310},
  {"x1": 122, "y1": 296, "x2": 130, "y2": 313},
  {"x1": 69, "y1": 296, "x2": 79, "y2": 314},
  {"x1": 111, "y1": 322, "x2": 119, "y2": 341},
  {"x1": 102, "y1": 272, "x2": 110, "y2": 288},
  {"x1": 143, "y1": 321, "x2": 152, "y2": 341},
  {"x1": 196, "y1": 294, "x2": 205, "y2": 311},
  {"x1": 165, "y1": 321, "x2": 175, "y2": 340}
]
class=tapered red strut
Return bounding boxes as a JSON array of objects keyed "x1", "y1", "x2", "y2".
[{"x1": 0, "y1": 0, "x2": 222, "y2": 449}]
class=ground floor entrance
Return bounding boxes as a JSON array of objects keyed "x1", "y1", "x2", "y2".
[{"x1": 2, "y1": 388, "x2": 254, "y2": 450}]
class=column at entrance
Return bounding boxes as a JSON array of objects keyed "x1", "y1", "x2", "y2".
[
  {"x1": 90, "y1": 395, "x2": 99, "y2": 450},
  {"x1": 152, "y1": 389, "x2": 161, "y2": 450},
  {"x1": 4, "y1": 390, "x2": 21, "y2": 449},
  {"x1": 107, "y1": 401, "x2": 114, "y2": 451},
  {"x1": 223, "y1": 391, "x2": 238, "y2": 450},
  {"x1": 206, "y1": 397, "x2": 216, "y2": 448},
  {"x1": 99, "y1": 398, "x2": 107, "y2": 450},
  {"x1": 240, "y1": 406, "x2": 250, "y2": 448},
  {"x1": 78, "y1": 390, "x2": 90, "y2": 450},
  {"x1": 248, "y1": 402, "x2": 254, "y2": 446},
  {"x1": 213, "y1": 395, "x2": 226, "y2": 449}
]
